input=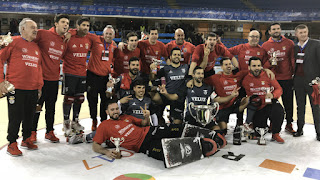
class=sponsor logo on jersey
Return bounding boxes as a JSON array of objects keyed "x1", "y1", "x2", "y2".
[
  {"x1": 72, "y1": 44, "x2": 77, "y2": 48},
  {"x1": 191, "y1": 90, "x2": 195, "y2": 93},
  {"x1": 191, "y1": 97, "x2": 207, "y2": 102},
  {"x1": 50, "y1": 41, "x2": 55, "y2": 47},
  {"x1": 169, "y1": 70, "x2": 173, "y2": 74},
  {"x1": 132, "y1": 102, "x2": 136, "y2": 106},
  {"x1": 169, "y1": 75, "x2": 185, "y2": 80},
  {"x1": 73, "y1": 53, "x2": 87, "y2": 57},
  {"x1": 203, "y1": 90, "x2": 208, "y2": 95},
  {"x1": 22, "y1": 48, "x2": 28, "y2": 53}
]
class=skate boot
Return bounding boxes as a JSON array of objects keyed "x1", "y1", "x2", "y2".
[
  {"x1": 233, "y1": 126, "x2": 241, "y2": 145},
  {"x1": 63, "y1": 119, "x2": 72, "y2": 137},
  {"x1": 67, "y1": 133, "x2": 85, "y2": 144},
  {"x1": 256, "y1": 127, "x2": 268, "y2": 145},
  {"x1": 240, "y1": 125, "x2": 247, "y2": 142},
  {"x1": 72, "y1": 118, "x2": 84, "y2": 133}
]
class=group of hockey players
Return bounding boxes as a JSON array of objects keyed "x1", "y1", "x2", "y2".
[{"x1": 1, "y1": 14, "x2": 320, "y2": 165}]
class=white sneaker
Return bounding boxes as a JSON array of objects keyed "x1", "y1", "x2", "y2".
[
  {"x1": 72, "y1": 119, "x2": 84, "y2": 132},
  {"x1": 63, "y1": 120, "x2": 72, "y2": 137}
]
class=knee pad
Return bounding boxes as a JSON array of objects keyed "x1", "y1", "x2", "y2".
[
  {"x1": 64, "y1": 96, "x2": 75, "y2": 105},
  {"x1": 74, "y1": 95, "x2": 85, "y2": 104}
]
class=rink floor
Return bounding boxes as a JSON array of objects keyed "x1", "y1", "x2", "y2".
[{"x1": 1, "y1": 115, "x2": 320, "y2": 180}]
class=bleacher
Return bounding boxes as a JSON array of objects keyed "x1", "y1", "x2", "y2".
[
  {"x1": 175, "y1": 0, "x2": 249, "y2": 10},
  {"x1": 93, "y1": 0, "x2": 168, "y2": 8},
  {"x1": 251, "y1": 0, "x2": 319, "y2": 11}
]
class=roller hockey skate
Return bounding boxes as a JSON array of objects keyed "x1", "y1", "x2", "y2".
[
  {"x1": 63, "y1": 119, "x2": 72, "y2": 137},
  {"x1": 71, "y1": 118, "x2": 84, "y2": 133},
  {"x1": 256, "y1": 127, "x2": 269, "y2": 145}
]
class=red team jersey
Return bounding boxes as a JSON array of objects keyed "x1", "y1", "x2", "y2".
[
  {"x1": 262, "y1": 36, "x2": 295, "y2": 80},
  {"x1": 205, "y1": 71, "x2": 248, "y2": 109},
  {"x1": 62, "y1": 34, "x2": 92, "y2": 77},
  {"x1": 113, "y1": 45, "x2": 140, "y2": 77},
  {"x1": 228, "y1": 43, "x2": 268, "y2": 71},
  {"x1": 93, "y1": 114, "x2": 150, "y2": 152},
  {"x1": 192, "y1": 44, "x2": 233, "y2": 72},
  {"x1": 34, "y1": 27, "x2": 66, "y2": 81},
  {"x1": 87, "y1": 34, "x2": 117, "y2": 76},
  {"x1": 0, "y1": 36, "x2": 43, "y2": 90},
  {"x1": 242, "y1": 71, "x2": 283, "y2": 110},
  {"x1": 138, "y1": 40, "x2": 167, "y2": 74},
  {"x1": 166, "y1": 40, "x2": 195, "y2": 64}
]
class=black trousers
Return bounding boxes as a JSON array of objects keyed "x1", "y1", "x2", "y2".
[
  {"x1": 32, "y1": 80, "x2": 59, "y2": 133},
  {"x1": 278, "y1": 79, "x2": 294, "y2": 124},
  {"x1": 253, "y1": 100, "x2": 284, "y2": 134},
  {"x1": 294, "y1": 76, "x2": 320, "y2": 134},
  {"x1": 86, "y1": 70, "x2": 108, "y2": 122},
  {"x1": 139, "y1": 124, "x2": 184, "y2": 161},
  {"x1": 7, "y1": 89, "x2": 38, "y2": 144}
]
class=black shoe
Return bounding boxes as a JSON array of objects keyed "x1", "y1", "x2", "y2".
[
  {"x1": 293, "y1": 130, "x2": 303, "y2": 137},
  {"x1": 317, "y1": 134, "x2": 320, "y2": 141}
]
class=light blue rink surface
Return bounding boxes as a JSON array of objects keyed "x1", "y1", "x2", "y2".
[{"x1": 1, "y1": 115, "x2": 320, "y2": 180}]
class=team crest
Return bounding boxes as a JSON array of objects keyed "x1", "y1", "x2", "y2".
[
  {"x1": 249, "y1": 83, "x2": 254, "y2": 87},
  {"x1": 125, "y1": 119, "x2": 129, "y2": 122},
  {"x1": 183, "y1": 48, "x2": 187, "y2": 53},
  {"x1": 22, "y1": 48, "x2": 28, "y2": 53},
  {"x1": 85, "y1": 43, "x2": 89, "y2": 49},
  {"x1": 80, "y1": 44, "x2": 83, "y2": 48},
  {"x1": 181, "y1": 68, "x2": 186, "y2": 73},
  {"x1": 9, "y1": 96, "x2": 15, "y2": 104},
  {"x1": 61, "y1": 45, "x2": 64, "y2": 50},
  {"x1": 261, "y1": 81, "x2": 265, "y2": 85},
  {"x1": 155, "y1": 51, "x2": 159, "y2": 55},
  {"x1": 246, "y1": 50, "x2": 250, "y2": 54},
  {"x1": 224, "y1": 80, "x2": 228, "y2": 85},
  {"x1": 147, "y1": 50, "x2": 150, "y2": 54},
  {"x1": 115, "y1": 125, "x2": 120, "y2": 129},
  {"x1": 234, "y1": 78, "x2": 237, "y2": 82},
  {"x1": 124, "y1": 56, "x2": 128, "y2": 60},
  {"x1": 35, "y1": 50, "x2": 38, "y2": 55},
  {"x1": 257, "y1": 52, "x2": 260, "y2": 55},
  {"x1": 50, "y1": 41, "x2": 55, "y2": 47},
  {"x1": 282, "y1": 46, "x2": 286, "y2": 50},
  {"x1": 203, "y1": 90, "x2": 208, "y2": 95}
]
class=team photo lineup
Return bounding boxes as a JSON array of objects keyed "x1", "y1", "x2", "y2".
[{"x1": 0, "y1": 14, "x2": 320, "y2": 168}]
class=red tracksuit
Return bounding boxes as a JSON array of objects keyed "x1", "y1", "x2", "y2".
[
  {"x1": 114, "y1": 45, "x2": 140, "y2": 77},
  {"x1": 228, "y1": 43, "x2": 268, "y2": 71},
  {"x1": 139, "y1": 40, "x2": 167, "y2": 74},
  {"x1": 242, "y1": 71, "x2": 283, "y2": 110},
  {"x1": 262, "y1": 36, "x2": 295, "y2": 80},
  {"x1": 166, "y1": 40, "x2": 195, "y2": 64}
]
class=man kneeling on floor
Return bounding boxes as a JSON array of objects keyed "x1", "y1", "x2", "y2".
[
  {"x1": 71, "y1": 99, "x2": 226, "y2": 168},
  {"x1": 242, "y1": 56, "x2": 285, "y2": 145}
]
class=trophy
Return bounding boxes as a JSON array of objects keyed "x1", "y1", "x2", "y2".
[
  {"x1": 310, "y1": 77, "x2": 320, "y2": 86},
  {"x1": 151, "y1": 58, "x2": 162, "y2": 74},
  {"x1": 0, "y1": 32, "x2": 13, "y2": 46},
  {"x1": 0, "y1": 81, "x2": 15, "y2": 98},
  {"x1": 261, "y1": 86, "x2": 274, "y2": 104},
  {"x1": 110, "y1": 137, "x2": 125, "y2": 152},
  {"x1": 188, "y1": 102, "x2": 219, "y2": 126},
  {"x1": 106, "y1": 74, "x2": 120, "y2": 93},
  {"x1": 255, "y1": 127, "x2": 269, "y2": 145},
  {"x1": 271, "y1": 52, "x2": 278, "y2": 66}
]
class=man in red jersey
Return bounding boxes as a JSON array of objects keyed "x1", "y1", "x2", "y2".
[
  {"x1": 31, "y1": 14, "x2": 70, "y2": 143},
  {"x1": 139, "y1": 27, "x2": 167, "y2": 75},
  {"x1": 85, "y1": 25, "x2": 117, "y2": 131},
  {"x1": 113, "y1": 32, "x2": 140, "y2": 77},
  {"x1": 166, "y1": 28, "x2": 195, "y2": 65},
  {"x1": 189, "y1": 32, "x2": 238, "y2": 82},
  {"x1": 242, "y1": 57, "x2": 285, "y2": 145},
  {"x1": 262, "y1": 22, "x2": 296, "y2": 134},
  {"x1": 61, "y1": 17, "x2": 94, "y2": 136},
  {"x1": 92, "y1": 99, "x2": 225, "y2": 164},
  {"x1": 223, "y1": 30, "x2": 268, "y2": 126},
  {"x1": 0, "y1": 18, "x2": 43, "y2": 156}
]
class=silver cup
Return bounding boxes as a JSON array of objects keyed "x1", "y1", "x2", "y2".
[
  {"x1": 0, "y1": 32, "x2": 13, "y2": 46},
  {"x1": 0, "y1": 81, "x2": 15, "y2": 98},
  {"x1": 271, "y1": 52, "x2": 278, "y2": 66},
  {"x1": 106, "y1": 75, "x2": 120, "y2": 93},
  {"x1": 188, "y1": 102, "x2": 219, "y2": 126},
  {"x1": 110, "y1": 137, "x2": 125, "y2": 152},
  {"x1": 261, "y1": 86, "x2": 274, "y2": 104}
]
